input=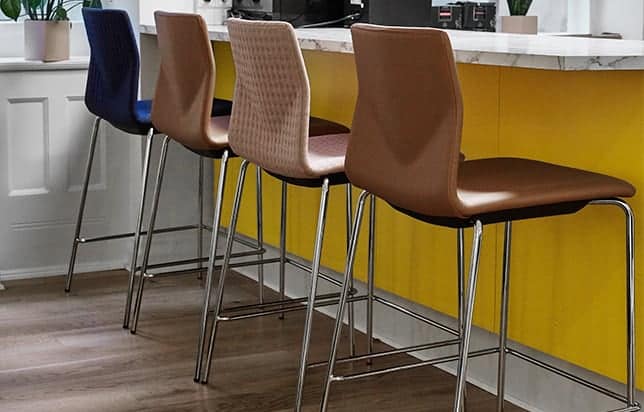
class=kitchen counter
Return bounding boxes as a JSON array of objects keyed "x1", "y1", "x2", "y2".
[{"x1": 140, "y1": 24, "x2": 644, "y2": 71}]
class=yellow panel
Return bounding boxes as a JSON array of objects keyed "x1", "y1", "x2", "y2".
[
  {"x1": 497, "y1": 67, "x2": 644, "y2": 386},
  {"x1": 213, "y1": 40, "x2": 644, "y2": 387}
]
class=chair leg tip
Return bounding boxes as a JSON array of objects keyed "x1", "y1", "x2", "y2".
[{"x1": 64, "y1": 288, "x2": 71, "y2": 293}]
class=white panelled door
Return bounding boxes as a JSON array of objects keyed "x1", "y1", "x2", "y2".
[{"x1": 0, "y1": 68, "x2": 134, "y2": 280}]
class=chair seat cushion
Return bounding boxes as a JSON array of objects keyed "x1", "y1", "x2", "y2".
[
  {"x1": 306, "y1": 133, "x2": 349, "y2": 177},
  {"x1": 309, "y1": 117, "x2": 350, "y2": 137},
  {"x1": 390, "y1": 157, "x2": 635, "y2": 228},
  {"x1": 134, "y1": 98, "x2": 233, "y2": 129},
  {"x1": 457, "y1": 158, "x2": 635, "y2": 216}
]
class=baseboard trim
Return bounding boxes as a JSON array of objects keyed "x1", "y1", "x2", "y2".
[{"x1": 0, "y1": 260, "x2": 128, "y2": 283}]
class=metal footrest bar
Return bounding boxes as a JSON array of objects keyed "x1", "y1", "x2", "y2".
[
  {"x1": 285, "y1": 257, "x2": 343, "y2": 288},
  {"x1": 78, "y1": 224, "x2": 200, "y2": 243},
  {"x1": 308, "y1": 338, "x2": 462, "y2": 369},
  {"x1": 507, "y1": 348, "x2": 636, "y2": 406},
  {"x1": 143, "y1": 257, "x2": 282, "y2": 279},
  {"x1": 137, "y1": 249, "x2": 268, "y2": 272},
  {"x1": 330, "y1": 347, "x2": 499, "y2": 382},
  {"x1": 372, "y1": 295, "x2": 460, "y2": 337},
  {"x1": 204, "y1": 225, "x2": 263, "y2": 251},
  {"x1": 221, "y1": 292, "x2": 342, "y2": 314},
  {"x1": 217, "y1": 294, "x2": 369, "y2": 322}
]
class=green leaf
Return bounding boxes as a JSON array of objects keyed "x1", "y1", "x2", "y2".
[
  {"x1": 0, "y1": 0, "x2": 21, "y2": 20},
  {"x1": 507, "y1": 0, "x2": 533, "y2": 16},
  {"x1": 83, "y1": 0, "x2": 101, "y2": 8},
  {"x1": 53, "y1": 4, "x2": 66, "y2": 19}
]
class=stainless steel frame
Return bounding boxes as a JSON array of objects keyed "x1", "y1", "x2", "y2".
[
  {"x1": 127, "y1": 141, "x2": 268, "y2": 335},
  {"x1": 319, "y1": 193, "x2": 638, "y2": 412},
  {"x1": 194, "y1": 159, "x2": 358, "y2": 412},
  {"x1": 65, "y1": 121, "x2": 217, "y2": 328}
]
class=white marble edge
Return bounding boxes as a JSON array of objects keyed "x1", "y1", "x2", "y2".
[
  {"x1": 140, "y1": 23, "x2": 644, "y2": 71},
  {"x1": 0, "y1": 56, "x2": 89, "y2": 72}
]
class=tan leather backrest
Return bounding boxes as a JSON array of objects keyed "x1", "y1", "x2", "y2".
[
  {"x1": 347, "y1": 24, "x2": 465, "y2": 218},
  {"x1": 152, "y1": 11, "x2": 220, "y2": 150},
  {"x1": 227, "y1": 19, "x2": 316, "y2": 178}
]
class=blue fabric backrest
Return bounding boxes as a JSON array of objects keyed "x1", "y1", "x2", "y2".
[{"x1": 82, "y1": 8, "x2": 144, "y2": 134}]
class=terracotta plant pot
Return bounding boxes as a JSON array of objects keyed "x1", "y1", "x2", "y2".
[
  {"x1": 501, "y1": 15, "x2": 538, "y2": 35},
  {"x1": 24, "y1": 20, "x2": 71, "y2": 62}
]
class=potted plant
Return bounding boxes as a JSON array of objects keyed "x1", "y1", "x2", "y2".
[
  {"x1": 502, "y1": 0, "x2": 538, "y2": 35},
  {"x1": 0, "y1": 0, "x2": 102, "y2": 62}
]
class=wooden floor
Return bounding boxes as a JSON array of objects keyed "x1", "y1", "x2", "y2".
[{"x1": 0, "y1": 270, "x2": 524, "y2": 412}]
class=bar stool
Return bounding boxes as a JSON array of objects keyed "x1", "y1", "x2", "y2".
[
  {"x1": 321, "y1": 24, "x2": 637, "y2": 412},
  {"x1": 138, "y1": 14, "x2": 353, "y2": 389},
  {"x1": 197, "y1": 19, "x2": 354, "y2": 411},
  {"x1": 127, "y1": 11, "x2": 262, "y2": 336},
  {"x1": 67, "y1": 8, "x2": 234, "y2": 329}
]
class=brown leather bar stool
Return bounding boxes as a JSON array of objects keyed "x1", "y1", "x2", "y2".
[
  {"x1": 197, "y1": 19, "x2": 354, "y2": 411},
  {"x1": 127, "y1": 12, "x2": 278, "y2": 383},
  {"x1": 320, "y1": 24, "x2": 637, "y2": 412}
]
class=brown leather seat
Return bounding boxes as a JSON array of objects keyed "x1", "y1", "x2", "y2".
[{"x1": 346, "y1": 24, "x2": 635, "y2": 226}]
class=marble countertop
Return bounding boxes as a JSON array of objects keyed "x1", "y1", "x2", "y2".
[
  {"x1": 0, "y1": 56, "x2": 89, "y2": 72},
  {"x1": 140, "y1": 24, "x2": 644, "y2": 71}
]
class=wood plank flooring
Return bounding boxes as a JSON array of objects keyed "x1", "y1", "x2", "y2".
[{"x1": 0, "y1": 270, "x2": 525, "y2": 412}]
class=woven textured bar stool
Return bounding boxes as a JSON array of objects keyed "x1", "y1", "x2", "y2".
[
  {"x1": 67, "y1": 8, "x2": 233, "y2": 329},
  {"x1": 321, "y1": 24, "x2": 638, "y2": 412},
  {"x1": 142, "y1": 13, "x2": 352, "y2": 387},
  {"x1": 196, "y1": 19, "x2": 355, "y2": 411}
]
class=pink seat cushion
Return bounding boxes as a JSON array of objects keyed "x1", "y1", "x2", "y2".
[{"x1": 306, "y1": 133, "x2": 349, "y2": 176}]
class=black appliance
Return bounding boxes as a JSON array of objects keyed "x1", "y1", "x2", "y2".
[
  {"x1": 364, "y1": 0, "x2": 433, "y2": 27},
  {"x1": 231, "y1": 0, "x2": 346, "y2": 27},
  {"x1": 459, "y1": 2, "x2": 495, "y2": 32},
  {"x1": 430, "y1": 4, "x2": 463, "y2": 30}
]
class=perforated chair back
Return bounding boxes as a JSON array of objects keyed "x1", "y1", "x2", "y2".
[{"x1": 227, "y1": 19, "x2": 320, "y2": 178}]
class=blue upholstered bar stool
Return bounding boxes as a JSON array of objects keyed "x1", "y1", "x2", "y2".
[{"x1": 66, "y1": 8, "x2": 234, "y2": 329}]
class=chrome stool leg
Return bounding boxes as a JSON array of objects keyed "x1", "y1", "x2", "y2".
[
  {"x1": 345, "y1": 183, "x2": 356, "y2": 357},
  {"x1": 497, "y1": 221, "x2": 512, "y2": 412},
  {"x1": 279, "y1": 181, "x2": 287, "y2": 319},
  {"x1": 366, "y1": 194, "x2": 376, "y2": 363},
  {"x1": 591, "y1": 199, "x2": 636, "y2": 407},
  {"x1": 197, "y1": 156, "x2": 204, "y2": 280},
  {"x1": 321, "y1": 190, "x2": 370, "y2": 412},
  {"x1": 65, "y1": 117, "x2": 102, "y2": 293},
  {"x1": 123, "y1": 128, "x2": 156, "y2": 328},
  {"x1": 456, "y1": 227, "x2": 466, "y2": 404},
  {"x1": 130, "y1": 136, "x2": 171, "y2": 334},
  {"x1": 194, "y1": 151, "x2": 230, "y2": 382},
  {"x1": 256, "y1": 166, "x2": 265, "y2": 304},
  {"x1": 295, "y1": 178, "x2": 331, "y2": 412},
  {"x1": 201, "y1": 160, "x2": 251, "y2": 384},
  {"x1": 453, "y1": 221, "x2": 483, "y2": 412}
]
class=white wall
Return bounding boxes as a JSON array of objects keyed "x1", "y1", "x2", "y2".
[
  {"x1": 138, "y1": 0, "x2": 194, "y2": 26},
  {"x1": 590, "y1": 0, "x2": 644, "y2": 39}
]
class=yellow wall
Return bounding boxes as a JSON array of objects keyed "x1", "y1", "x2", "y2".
[{"x1": 212, "y1": 41, "x2": 644, "y2": 388}]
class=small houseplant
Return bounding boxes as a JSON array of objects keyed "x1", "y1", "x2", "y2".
[
  {"x1": 0, "y1": 0, "x2": 102, "y2": 62},
  {"x1": 502, "y1": 0, "x2": 537, "y2": 35}
]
